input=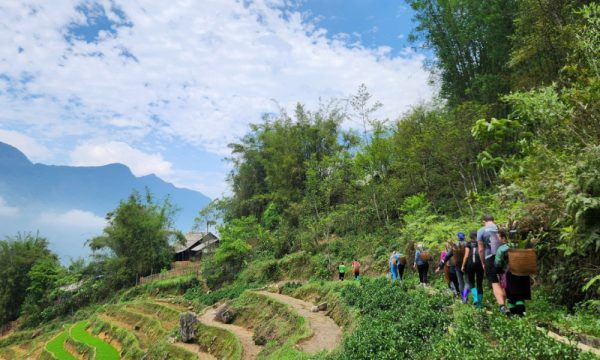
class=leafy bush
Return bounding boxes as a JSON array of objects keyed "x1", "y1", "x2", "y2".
[
  {"x1": 332, "y1": 277, "x2": 453, "y2": 359},
  {"x1": 141, "y1": 275, "x2": 200, "y2": 295},
  {"x1": 184, "y1": 282, "x2": 260, "y2": 305}
]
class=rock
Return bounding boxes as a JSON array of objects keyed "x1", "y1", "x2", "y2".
[
  {"x1": 310, "y1": 306, "x2": 319, "y2": 312},
  {"x1": 215, "y1": 305, "x2": 236, "y2": 324},
  {"x1": 31, "y1": 329, "x2": 42, "y2": 339},
  {"x1": 252, "y1": 323, "x2": 273, "y2": 346},
  {"x1": 188, "y1": 306, "x2": 194, "y2": 310},
  {"x1": 253, "y1": 334, "x2": 267, "y2": 346},
  {"x1": 167, "y1": 336, "x2": 176, "y2": 344},
  {"x1": 134, "y1": 325, "x2": 141, "y2": 331},
  {"x1": 317, "y1": 302, "x2": 327, "y2": 311},
  {"x1": 179, "y1": 312, "x2": 198, "y2": 343}
]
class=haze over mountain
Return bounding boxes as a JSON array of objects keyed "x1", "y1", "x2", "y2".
[{"x1": 0, "y1": 141, "x2": 211, "y2": 261}]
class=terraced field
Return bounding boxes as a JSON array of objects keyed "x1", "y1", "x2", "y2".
[{"x1": 70, "y1": 321, "x2": 120, "y2": 359}]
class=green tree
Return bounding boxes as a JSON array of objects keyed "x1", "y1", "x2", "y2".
[
  {"x1": 88, "y1": 190, "x2": 181, "y2": 286},
  {"x1": 0, "y1": 233, "x2": 57, "y2": 326},
  {"x1": 202, "y1": 216, "x2": 260, "y2": 288},
  {"x1": 408, "y1": 0, "x2": 516, "y2": 106},
  {"x1": 20, "y1": 258, "x2": 61, "y2": 325}
]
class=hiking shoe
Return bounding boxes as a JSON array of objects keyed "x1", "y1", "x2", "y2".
[{"x1": 499, "y1": 305, "x2": 511, "y2": 316}]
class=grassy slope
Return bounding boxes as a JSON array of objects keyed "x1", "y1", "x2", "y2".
[
  {"x1": 70, "y1": 320, "x2": 120, "y2": 360},
  {"x1": 229, "y1": 291, "x2": 313, "y2": 359},
  {"x1": 196, "y1": 323, "x2": 243, "y2": 359},
  {"x1": 45, "y1": 331, "x2": 77, "y2": 360},
  {"x1": 89, "y1": 316, "x2": 144, "y2": 359}
]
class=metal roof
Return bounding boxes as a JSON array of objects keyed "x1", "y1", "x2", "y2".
[
  {"x1": 174, "y1": 232, "x2": 218, "y2": 253},
  {"x1": 190, "y1": 237, "x2": 219, "y2": 252}
]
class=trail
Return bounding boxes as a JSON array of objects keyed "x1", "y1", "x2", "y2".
[
  {"x1": 480, "y1": 309, "x2": 600, "y2": 357},
  {"x1": 537, "y1": 326, "x2": 600, "y2": 357},
  {"x1": 198, "y1": 305, "x2": 262, "y2": 360},
  {"x1": 253, "y1": 290, "x2": 342, "y2": 353},
  {"x1": 172, "y1": 341, "x2": 217, "y2": 360}
]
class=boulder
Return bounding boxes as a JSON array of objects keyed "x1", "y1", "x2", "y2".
[
  {"x1": 310, "y1": 306, "x2": 319, "y2": 312},
  {"x1": 215, "y1": 305, "x2": 236, "y2": 324},
  {"x1": 317, "y1": 302, "x2": 328, "y2": 311},
  {"x1": 253, "y1": 334, "x2": 267, "y2": 346},
  {"x1": 179, "y1": 312, "x2": 198, "y2": 343}
]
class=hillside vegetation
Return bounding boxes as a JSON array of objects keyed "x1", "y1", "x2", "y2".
[{"x1": 1, "y1": 0, "x2": 600, "y2": 359}]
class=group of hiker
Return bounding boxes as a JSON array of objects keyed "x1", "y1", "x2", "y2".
[{"x1": 337, "y1": 214, "x2": 533, "y2": 317}]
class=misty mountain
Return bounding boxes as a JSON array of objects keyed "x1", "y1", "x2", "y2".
[{"x1": 0, "y1": 142, "x2": 211, "y2": 260}]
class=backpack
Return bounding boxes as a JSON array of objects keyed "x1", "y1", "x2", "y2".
[
  {"x1": 452, "y1": 242, "x2": 466, "y2": 267},
  {"x1": 420, "y1": 250, "x2": 431, "y2": 262},
  {"x1": 469, "y1": 241, "x2": 481, "y2": 265}
]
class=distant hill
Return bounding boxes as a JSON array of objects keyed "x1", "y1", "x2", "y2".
[{"x1": 0, "y1": 141, "x2": 211, "y2": 260}]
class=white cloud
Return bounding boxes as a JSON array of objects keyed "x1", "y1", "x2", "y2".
[
  {"x1": 37, "y1": 209, "x2": 106, "y2": 231},
  {"x1": 0, "y1": 0, "x2": 432, "y2": 156},
  {"x1": 0, "y1": 129, "x2": 52, "y2": 162},
  {"x1": 70, "y1": 140, "x2": 173, "y2": 177},
  {"x1": 0, "y1": 196, "x2": 19, "y2": 217},
  {"x1": 165, "y1": 168, "x2": 229, "y2": 199}
]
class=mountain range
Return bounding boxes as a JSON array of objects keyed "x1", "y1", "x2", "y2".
[{"x1": 0, "y1": 141, "x2": 211, "y2": 261}]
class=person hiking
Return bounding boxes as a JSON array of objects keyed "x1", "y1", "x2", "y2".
[
  {"x1": 436, "y1": 241, "x2": 460, "y2": 296},
  {"x1": 351, "y1": 259, "x2": 361, "y2": 280},
  {"x1": 462, "y1": 230, "x2": 484, "y2": 307},
  {"x1": 389, "y1": 252, "x2": 399, "y2": 280},
  {"x1": 477, "y1": 214, "x2": 508, "y2": 314},
  {"x1": 413, "y1": 244, "x2": 430, "y2": 286},
  {"x1": 495, "y1": 230, "x2": 531, "y2": 317},
  {"x1": 338, "y1": 263, "x2": 346, "y2": 281},
  {"x1": 396, "y1": 251, "x2": 406, "y2": 280},
  {"x1": 454, "y1": 232, "x2": 469, "y2": 303}
]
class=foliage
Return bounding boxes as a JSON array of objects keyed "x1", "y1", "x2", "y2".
[
  {"x1": 20, "y1": 258, "x2": 62, "y2": 326},
  {"x1": 141, "y1": 275, "x2": 200, "y2": 295},
  {"x1": 0, "y1": 233, "x2": 58, "y2": 326},
  {"x1": 333, "y1": 277, "x2": 452, "y2": 359},
  {"x1": 429, "y1": 303, "x2": 595, "y2": 360},
  {"x1": 195, "y1": 323, "x2": 242, "y2": 360},
  {"x1": 184, "y1": 282, "x2": 259, "y2": 305},
  {"x1": 89, "y1": 190, "x2": 182, "y2": 287},
  {"x1": 408, "y1": 0, "x2": 516, "y2": 106},
  {"x1": 202, "y1": 216, "x2": 260, "y2": 288}
]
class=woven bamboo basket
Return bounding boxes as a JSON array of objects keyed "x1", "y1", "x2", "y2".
[
  {"x1": 399, "y1": 255, "x2": 407, "y2": 265},
  {"x1": 452, "y1": 247, "x2": 465, "y2": 266},
  {"x1": 420, "y1": 251, "x2": 431, "y2": 262},
  {"x1": 508, "y1": 249, "x2": 537, "y2": 276}
]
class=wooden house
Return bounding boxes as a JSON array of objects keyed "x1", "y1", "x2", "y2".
[{"x1": 174, "y1": 232, "x2": 220, "y2": 261}]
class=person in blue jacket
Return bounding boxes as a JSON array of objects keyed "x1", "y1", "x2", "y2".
[{"x1": 413, "y1": 244, "x2": 430, "y2": 286}]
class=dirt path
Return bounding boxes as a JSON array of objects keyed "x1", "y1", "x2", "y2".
[
  {"x1": 198, "y1": 305, "x2": 262, "y2": 360},
  {"x1": 536, "y1": 326, "x2": 600, "y2": 357},
  {"x1": 172, "y1": 341, "x2": 217, "y2": 360},
  {"x1": 254, "y1": 290, "x2": 342, "y2": 353}
]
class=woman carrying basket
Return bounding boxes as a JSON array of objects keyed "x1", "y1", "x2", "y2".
[{"x1": 495, "y1": 230, "x2": 532, "y2": 316}]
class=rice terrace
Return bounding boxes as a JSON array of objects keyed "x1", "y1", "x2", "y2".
[{"x1": 1, "y1": 0, "x2": 600, "y2": 359}]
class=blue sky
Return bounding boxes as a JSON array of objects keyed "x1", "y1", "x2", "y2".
[
  {"x1": 298, "y1": 0, "x2": 415, "y2": 55},
  {"x1": 0, "y1": 0, "x2": 432, "y2": 211}
]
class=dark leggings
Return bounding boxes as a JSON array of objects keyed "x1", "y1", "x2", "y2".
[
  {"x1": 417, "y1": 263, "x2": 429, "y2": 283},
  {"x1": 397, "y1": 264, "x2": 405, "y2": 280},
  {"x1": 467, "y1": 263, "x2": 484, "y2": 295},
  {"x1": 449, "y1": 271, "x2": 460, "y2": 295}
]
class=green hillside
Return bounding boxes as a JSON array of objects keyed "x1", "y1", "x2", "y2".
[{"x1": 1, "y1": 0, "x2": 600, "y2": 359}]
